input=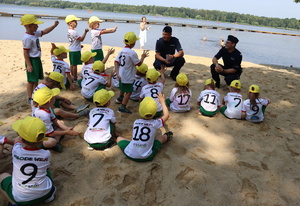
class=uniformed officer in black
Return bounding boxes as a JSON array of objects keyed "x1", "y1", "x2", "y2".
[
  {"x1": 153, "y1": 26, "x2": 185, "y2": 81},
  {"x1": 210, "y1": 35, "x2": 242, "y2": 88}
]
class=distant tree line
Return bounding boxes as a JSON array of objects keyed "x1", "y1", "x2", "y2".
[{"x1": 1, "y1": 0, "x2": 299, "y2": 30}]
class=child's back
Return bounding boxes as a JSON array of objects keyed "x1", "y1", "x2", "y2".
[
  {"x1": 81, "y1": 72, "x2": 107, "y2": 99},
  {"x1": 223, "y1": 92, "x2": 242, "y2": 119}
]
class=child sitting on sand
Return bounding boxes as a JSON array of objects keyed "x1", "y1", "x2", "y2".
[
  {"x1": 197, "y1": 78, "x2": 221, "y2": 117},
  {"x1": 0, "y1": 117, "x2": 56, "y2": 205},
  {"x1": 130, "y1": 63, "x2": 149, "y2": 101},
  {"x1": 166, "y1": 73, "x2": 192, "y2": 113},
  {"x1": 140, "y1": 68, "x2": 165, "y2": 118},
  {"x1": 84, "y1": 89, "x2": 117, "y2": 151},
  {"x1": 220, "y1": 80, "x2": 243, "y2": 119},
  {"x1": 117, "y1": 94, "x2": 173, "y2": 162},
  {"x1": 242, "y1": 84, "x2": 270, "y2": 123},
  {"x1": 33, "y1": 87, "x2": 79, "y2": 152},
  {"x1": 81, "y1": 61, "x2": 113, "y2": 101},
  {"x1": 50, "y1": 43, "x2": 74, "y2": 90}
]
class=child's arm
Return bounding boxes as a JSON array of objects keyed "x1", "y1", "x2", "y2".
[
  {"x1": 66, "y1": 73, "x2": 74, "y2": 90},
  {"x1": 102, "y1": 48, "x2": 115, "y2": 64},
  {"x1": 42, "y1": 21, "x2": 59, "y2": 35},
  {"x1": 222, "y1": 98, "x2": 225, "y2": 105},
  {"x1": 157, "y1": 93, "x2": 169, "y2": 123},
  {"x1": 50, "y1": 42, "x2": 58, "y2": 54},
  {"x1": 241, "y1": 111, "x2": 246, "y2": 119},
  {"x1": 24, "y1": 50, "x2": 33, "y2": 72},
  {"x1": 78, "y1": 28, "x2": 89, "y2": 42},
  {"x1": 101, "y1": 25, "x2": 118, "y2": 34},
  {"x1": 114, "y1": 61, "x2": 121, "y2": 80},
  {"x1": 159, "y1": 67, "x2": 166, "y2": 85},
  {"x1": 139, "y1": 50, "x2": 149, "y2": 64},
  {"x1": 105, "y1": 70, "x2": 114, "y2": 87}
]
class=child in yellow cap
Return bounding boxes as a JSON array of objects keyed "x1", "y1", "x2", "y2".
[
  {"x1": 115, "y1": 32, "x2": 149, "y2": 114},
  {"x1": 79, "y1": 48, "x2": 115, "y2": 87},
  {"x1": 65, "y1": 14, "x2": 89, "y2": 81},
  {"x1": 33, "y1": 87, "x2": 79, "y2": 152},
  {"x1": 32, "y1": 72, "x2": 90, "y2": 119},
  {"x1": 117, "y1": 94, "x2": 173, "y2": 162},
  {"x1": 129, "y1": 63, "x2": 149, "y2": 101},
  {"x1": 50, "y1": 43, "x2": 74, "y2": 90},
  {"x1": 89, "y1": 16, "x2": 117, "y2": 61},
  {"x1": 0, "y1": 117, "x2": 56, "y2": 205},
  {"x1": 166, "y1": 73, "x2": 192, "y2": 112},
  {"x1": 220, "y1": 80, "x2": 243, "y2": 119},
  {"x1": 197, "y1": 78, "x2": 221, "y2": 116},
  {"x1": 242, "y1": 84, "x2": 270, "y2": 123},
  {"x1": 81, "y1": 60, "x2": 113, "y2": 101},
  {"x1": 20, "y1": 14, "x2": 59, "y2": 104},
  {"x1": 139, "y1": 68, "x2": 165, "y2": 118},
  {"x1": 84, "y1": 89, "x2": 117, "y2": 151}
]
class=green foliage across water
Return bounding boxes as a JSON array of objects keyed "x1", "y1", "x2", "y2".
[{"x1": 1, "y1": 0, "x2": 299, "y2": 30}]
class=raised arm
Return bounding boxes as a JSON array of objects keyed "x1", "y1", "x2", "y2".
[{"x1": 42, "y1": 21, "x2": 59, "y2": 35}]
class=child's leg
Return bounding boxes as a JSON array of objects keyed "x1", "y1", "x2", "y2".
[
  {"x1": 70, "y1": 65, "x2": 78, "y2": 80},
  {"x1": 42, "y1": 138, "x2": 57, "y2": 148},
  {"x1": 122, "y1": 92, "x2": 132, "y2": 106},
  {"x1": 54, "y1": 108, "x2": 79, "y2": 119},
  {"x1": 59, "y1": 102, "x2": 76, "y2": 111},
  {"x1": 156, "y1": 131, "x2": 173, "y2": 144},
  {"x1": 116, "y1": 136, "x2": 129, "y2": 143},
  {"x1": 0, "y1": 173, "x2": 16, "y2": 205},
  {"x1": 27, "y1": 82, "x2": 38, "y2": 99}
]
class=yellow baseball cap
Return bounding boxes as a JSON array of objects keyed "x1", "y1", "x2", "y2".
[
  {"x1": 20, "y1": 14, "x2": 44, "y2": 25},
  {"x1": 205, "y1": 78, "x2": 216, "y2": 85},
  {"x1": 53, "y1": 46, "x2": 70, "y2": 56},
  {"x1": 93, "y1": 60, "x2": 105, "y2": 73},
  {"x1": 65, "y1": 15, "x2": 82, "y2": 23},
  {"x1": 139, "y1": 97, "x2": 158, "y2": 119},
  {"x1": 230, "y1": 80, "x2": 242, "y2": 89},
  {"x1": 81, "y1": 51, "x2": 97, "y2": 63},
  {"x1": 33, "y1": 87, "x2": 60, "y2": 106},
  {"x1": 136, "y1": 63, "x2": 148, "y2": 74},
  {"x1": 146, "y1": 69, "x2": 160, "y2": 83},
  {"x1": 176, "y1": 73, "x2": 188, "y2": 86},
  {"x1": 89, "y1": 16, "x2": 104, "y2": 24},
  {"x1": 93, "y1": 89, "x2": 114, "y2": 106},
  {"x1": 124, "y1": 32, "x2": 139, "y2": 45},
  {"x1": 12, "y1": 116, "x2": 48, "y2": 143},
  {"x1": 249, "y1": 84, "x2": 260, "y2": 93},
  {"x1": 48, "y1": 72, "x2": 66, "y2": 90}
]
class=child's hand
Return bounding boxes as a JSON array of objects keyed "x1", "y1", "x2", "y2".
[
  {"x1": 26, "y1": 65, "x2": 33, "y2": 72},
  {"x1": 107, "y1": 48, "x2": 115, "y2": 55},
  {"x1": 160, "y1": 67, "x2": 166, "y2": 73},
  {"x1": 114, "y1": 25, "x2": 118, "y2": 32},
  {"x1": 157, "y1": 93, "x2": 165, "y2": 103},
  {"x1": 69, "y1": 84, "x2": 75, "y2": 90},
  {"x1": 66, "y1": 127, "x2": 79, "y2": 136},
  {"x1": 84, "y1": 28, "x2": 89, "y2": 33},
  {"x1": 54, "y1": 21, "x2": 59, "y2": 26},
  {"x1": 51, "y1": 42, "x2": 58, "y2": 49},
  {"x1": 141, "y1": 50, "x2": 149, "y2": 59},
  {"x1": 63, "y1": 98, "x2": 72, "y2": 105}
]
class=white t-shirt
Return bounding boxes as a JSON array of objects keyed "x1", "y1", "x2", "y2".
[
  {"x1": 0, "y1": 135, "x2": 7, "y2": 144},
  {"x1": 31, "y1": 83, "x2": 47, "y2": 114},
  {"x1": 22, "y1": 31, "x2": 43, "y2": 57},
  {"x1": 197, "y1": 89, "x2": 221, "y2": 112},
  {"x1": 242, "y1": 98, "x2": 269, "y2": 123},
  {"x1": 223, "y1": 92, "x2": 243, "y2": 119},
  {"x1": 115, "y1": 47, "x2": 141, "y2": 84},
  {"x1": 124, "y1": 118, "x2": 164, "y2": 159},
  {"x1": 84, "y1": 107, "x2": 116, "y2": 144},
  {"x1": 67, "y1": 29, "x2": 81, "y2": 51},
  {"x1": 169, "y1": 87, "x2": 192, "y2": 112},
  {"x1": 51, "y1": 55, "x2": 71, "y2": 84},
  {"x1": 91, "y1": 29, "x2": 104, "y2": 50},
  {"x1": 130, "y1": 75, "x2": 147, "y2": 101},
  {"x1": 140, "y1": 82, "x2": 164, "y2": 112},
  {"x1": 33, "y1": 108, "x2": 56, "y2": 136},
  {"x1": 12, "y1": 142, "x2": 52, "y2": 202},
  {"x1": 81, "y1": 63, "x2": 93, "y2": 85},
  {"x1": 111, "y1": 72, "x2": 120, "y2": 88},
  {"x1": 81, "y1": 72, "x2": 107, "y2": 99}
]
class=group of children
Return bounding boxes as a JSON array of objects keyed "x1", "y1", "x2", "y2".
[{"x1": 0, "y1": 14, "x2": 270, "y2": 205}]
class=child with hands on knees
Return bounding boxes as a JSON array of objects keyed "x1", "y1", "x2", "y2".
[
  {"x1": 242, "y1": 84, "x2": 270, "y2": 123},
  {"x1": 0, "y1": 117, "x2": 57, "y2": 205},
  {"x1": 197, "y1": 78, "x2": 221, "y2": 117},
  {"x1": 33, "y1": 87, "x2": 79, "y2": 152},
  {"x1": 117, "y1": 94, "x2": 173, "y2": 162}
]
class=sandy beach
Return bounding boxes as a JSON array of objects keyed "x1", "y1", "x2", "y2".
[{"x1": 0, "y1": 40, "x2": 300, "y2": 206}]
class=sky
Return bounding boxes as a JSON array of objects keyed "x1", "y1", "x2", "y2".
[{"x1": 69, "y1": 0, "x2": 300, "y2": 19}]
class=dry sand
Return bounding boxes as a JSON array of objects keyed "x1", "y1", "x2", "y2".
[{"x1": 0, "y1": 40, "x2": 300, "y2": 206}]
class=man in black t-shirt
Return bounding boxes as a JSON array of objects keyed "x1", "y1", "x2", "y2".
[
  {"x1": 210, "y1": 35, "x2": 242, "y2": 88},
  {"x1": 153, "y1": 26, "x2": 185, "y2": 81}
]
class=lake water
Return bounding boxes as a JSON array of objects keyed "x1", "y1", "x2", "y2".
[{"x1": 1, "y1": 4, "x2": 300, "y2": 67}]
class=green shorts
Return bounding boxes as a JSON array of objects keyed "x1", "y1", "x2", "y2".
[
  {"x1": 119, "y1": 81, "x2": 133, "y2": 93},
  {"x1": 0, "y1": 170, "x2": 54, "y2": 205},
  {"x1": 118, "y1": 139, "x2": 162, "y2": 162},
  {"x1": 26, "y1": 57, "x2": 44, "y2": 82},
  {"x1": 165, "y1": 98, "x2": 171, "y2": 107},
  {"x1": 88, "y1": 139, "x2": 114, "y2": 150},
  {"x1": 200, "y1": 106, "x2": 218, "y2": 117},
  {"x1": 91, "y1": 49, "x2": 104, "y2": 61},
  {"x1": 220, "y1": 106, "x2": 230, "y2": 118},
  {"x1": 69, "y1": 51, "x2": 82, "y2": 66}
]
